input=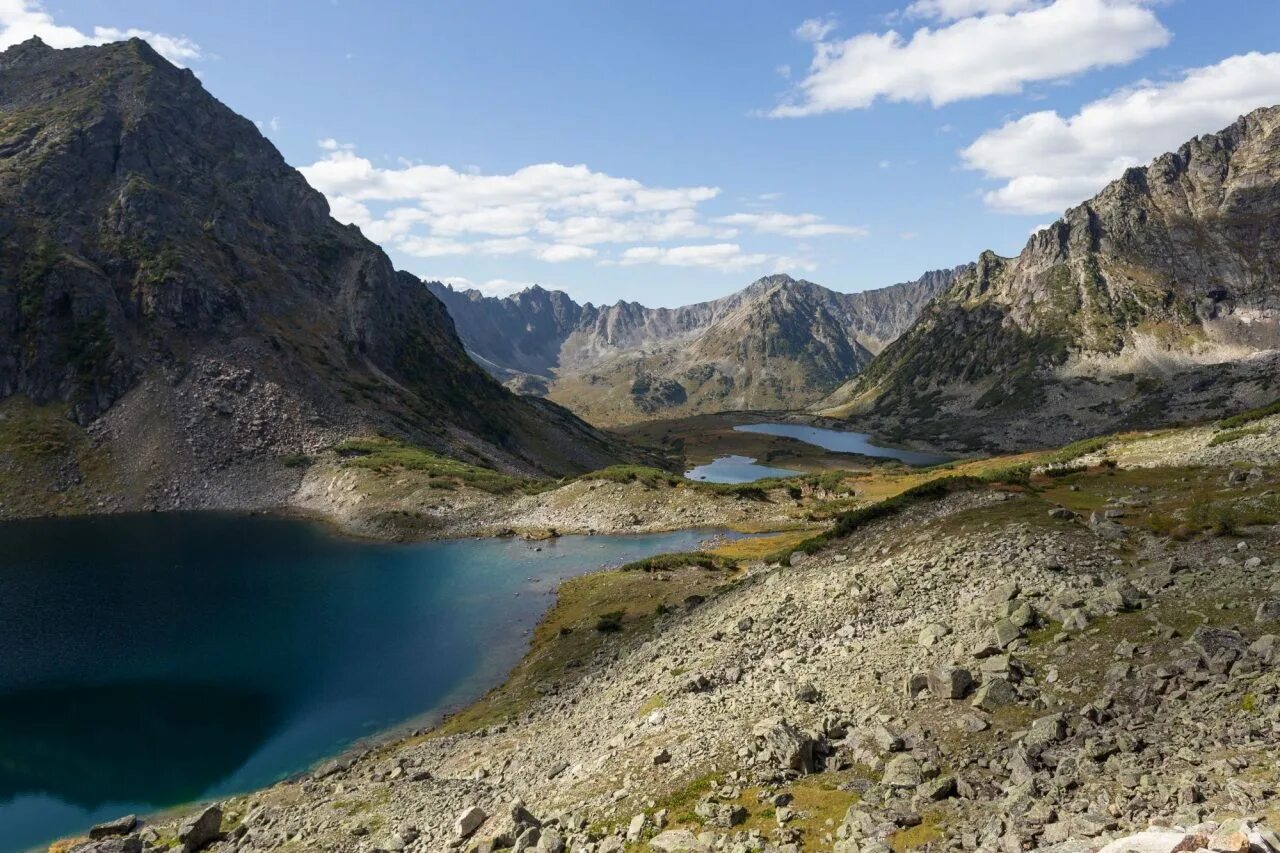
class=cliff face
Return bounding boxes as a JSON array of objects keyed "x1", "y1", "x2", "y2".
[
  {"x1": 0, "y1": 37, "x2": 639, "y2": 515},
  {"x1": 429, "y1": 269, "x2": 962, "y2": 425},
  {"x1": 832, "y1": 106, "x2": 1280, "y2": 450}
]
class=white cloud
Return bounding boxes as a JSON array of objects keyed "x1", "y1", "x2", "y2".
[
  {"x1": 794, "y1": 16, "x2": 837, "y2": 42},
  {"x1": 713, "y1": 212, "x2": 868, "y2": 238},
  {"x1": 964, "y1": 51, "x2": 1280, "y2": 214},
  {"x1": 303, "y1": 142, "x2": 833, "y2": 270},
  {"x1": 619, "y1": 243, "x2": 815, "y2": 273},
  {"x1": 905, "y1": 0, "x2": 1038, "y2": 20},
  {"x1": 433, "y1": 276, "x2": 538, "y2": 297},
  {"x1": 770, "y1": 0, "x2": 1168, "y2": 116},
  {"x1": 0, "y1": 0, "x2": 202, "y2": 66}
]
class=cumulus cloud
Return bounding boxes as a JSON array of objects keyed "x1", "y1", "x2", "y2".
[
  {"x1": 0, "y1": 0, "x2": 202, "y2": 65},
  {"x1": 713, "y1": 212, "x2": 868, "y2": 238},
  {"x1": 770, "y1": 0, "x2": 1168, "y2": 116},
  {"x1": 300, "y1": 145, "x2": 723, "y2": 264},
  {"x1": 963, "y1": 51, "x2": 1280, "y2": 214},
  {"x1": 302, "y1": 142, "x2": 830, "y2": 273},
  {"x1": 794, "y1": 16, "x2": 837, "y2": 42}
]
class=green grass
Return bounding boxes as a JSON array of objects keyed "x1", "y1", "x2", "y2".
[
  {"x1": 619, "y1": 552, "x2": 738, "y2": 573},
  {"x1": 1218, "y1": 399, "x2": 1280, "y2": 430},
  {"x1": 764, "y1": 475, "x2": 987, "y2": 563},
  {"x1": 579, "y1": 465, "x2": 681, "y2": 488},
  {"x1": 1209, "y1": 426, "x2": 1267, "y2": 447},
  {"x1": 334, "y1": 436, "x2": 548, "y2": 495}
]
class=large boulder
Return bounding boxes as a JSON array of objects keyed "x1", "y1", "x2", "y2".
[
  {"x1": 89, "y1": 815, "x2": 138, "y2": 839},
  {"x1": 455, "y1": 806, "x2": 488, "y2": 838},
  {"x1": 177, "y1": 805, "x2": 222, "y2": 853},
  {"x1": 927, "y1": 665, "x2": 974, "y2": 700},
  {"x1": 750, "y1": 717, "x2": 817, "y2": 773}
]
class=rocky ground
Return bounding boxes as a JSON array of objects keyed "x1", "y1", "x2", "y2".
[
  {"x1": 63, "y1": 424, "x2": 1280, "y2": 853},
  {"x1": 288, "y1": 462, "x2": 813, "y2": 540}
]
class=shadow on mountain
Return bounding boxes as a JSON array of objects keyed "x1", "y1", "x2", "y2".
[{"x1": 0, "y1": 681, "x2": 281, "y2": 810}]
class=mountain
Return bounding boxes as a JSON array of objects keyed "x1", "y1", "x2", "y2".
[
  {"x1": 830, "y1": 105, "x2": 1280, "y2": 451},
  {"x1": 428, "y1": 268, "x2": 963, "y2": 425},
  {"x1": 0, "y1": 37, "x2": 640, "y2": 513}
]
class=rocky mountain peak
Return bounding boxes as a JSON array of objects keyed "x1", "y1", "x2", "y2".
[
  {"x1": 841, "y1": 104, "x2": 1280, "y2": 450},
  {"x1": 0, "y1": 39, "x2": 641, "y2": 507}
]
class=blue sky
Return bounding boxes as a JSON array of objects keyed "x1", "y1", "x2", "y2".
[{"x1": 6, "y1": 1, "x2": 1280, "y2": 306}]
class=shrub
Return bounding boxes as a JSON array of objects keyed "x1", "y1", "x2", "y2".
[
  {"x1": 1218, "y1": 399, "x2": 1280, "y2": 430},
  {"x1": 1208, "y1": 426, "x2": 1266, "y2": 447},
  {"x1": 594, "y1": 610, "x2": 625, "y2": 633}
]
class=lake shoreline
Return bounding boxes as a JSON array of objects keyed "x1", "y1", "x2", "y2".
[{"x1": 8, "y1": 518, "x2": 755, "y2": 852}]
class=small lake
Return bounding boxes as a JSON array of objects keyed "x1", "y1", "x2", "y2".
[
  {"x1": 0, "y1": 514, "x2": 739, "y2": 852},
  {"x1": 684, "y1": 455, "x2": 801, "y2": 484},
  {"x1": 734, "y1": 423, "x2": 951, "y2": 467}
]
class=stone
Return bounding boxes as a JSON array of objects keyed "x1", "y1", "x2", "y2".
[
  {"x1": 1190, "y1": 625, "x2": 1248, "y2": 659},
  {"x1": 90, "y1": 815, "x2": 139, "y2": 839},
  {"x1": 1062, "y1": 608, "x2": 1090, "y2": 631},
  {"x1": 882, "y1": 754, "x2": 922, "y2": 788},
  {"x1": 918, "y1": 775, "x2": 956, "y2": 801},
  {"x1": 653, "y1": 747, "x2": 672, "y2": 765},
  {"x1": 1207, "y1": 819, "x2": 1252, "y2": 852},
  {"x1": 455, "y1": 806, "x2": 488, "y2": 838},
  {"x1": 1023, "y1": 714, "x2": 1066, "y2": 752},
  {"x1": 693, "y1": 800, "x2": 746, "y2": 828},
  {"x1": 537, "y1": 828, "x2": 566, "y2": 853},
  {"x1": 1096, "y1": 830, "x2": 1208, "y2": 852},
  {"x1": 1048, "y1": 507, "x2": 1076, "y2": 520},
  {"x1": 627, "y1": 814, "x2": 649, "y2": 842},
  {"x1": 1257, "y1": 600, "x2": 1280, "y2": 623},
  {"x1": 993, "y1": 619, "x2": 1023, "y2": 648},
  {"x1": 1102, "y1": 580, "x2": 1144, "y2": 610},
  {"x1": 927, "y1": 665, "x2": 974, "y2": 699},
  {"x1": 869, "y1": 723, "x2": 904, "y2": 752},
  {"x1": 971, "y1": 677, "x2": 1016, "y2": 711},
  {"x1": 177, "y1": 805, "x2": 222, "y2": 853},
  {"x1": 751, "y1": 718, "x2": 817, "y2": 773},
  {"x1": 648, "y1": 830, "x2": 704, "y2": 851},
  {"x1": 919, "y1": 623, "x2": 952, "y2": 647},
  {"x1": 70, "y1": 841, "x2": 142, "y2": 853}
]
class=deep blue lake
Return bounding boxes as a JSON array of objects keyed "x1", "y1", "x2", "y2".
[
  {"x1": 0, "y1": 513, "x2": 736, "y2": 852},
  {"x1": 734, "y1": 423, "x2": 951, "y2": 466}
]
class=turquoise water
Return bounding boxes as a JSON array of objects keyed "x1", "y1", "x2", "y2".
[
  {"x1": 734, "y1": 423, "x2": 951, "y2": 466},
  {"x1": 684, "y1": 454, "x2": 801, "y2": 484},
  {"x1": 0, "y1": 513, "x2": 738, "y2": 852}
]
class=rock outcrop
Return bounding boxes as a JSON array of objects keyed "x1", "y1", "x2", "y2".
[{"x1": 832, "y1": 105, "x2": 1280, "y2": 451}]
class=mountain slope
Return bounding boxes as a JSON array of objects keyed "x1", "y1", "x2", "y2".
[
  {"x1": 428, "y1": 268, "x2": 962, "y2": 424},
  {"x1": 830, "y1": 105, "x2": 1280, "y2": 450},
  {"x1": 0, "y1": 37, "x2": 639, "y2": 516}
]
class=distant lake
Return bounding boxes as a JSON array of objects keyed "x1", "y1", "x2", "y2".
[
  {"x1": 0, "y1": 514, "x2": 740, "y2": 852},
  {"x1": 734, "y1": 423, "x2": 951, "y2": 467},
  {"x1": 684, "y1": 455, "x2": 801, "y2": 484}
]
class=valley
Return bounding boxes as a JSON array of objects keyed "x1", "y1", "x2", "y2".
[{"x1": 2, "y1": 20, "x2": 1280, "y2": 853}]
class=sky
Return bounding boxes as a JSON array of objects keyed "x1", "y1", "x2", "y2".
[{"x1": 4, "y1": 1, "x2": 1280, "y2": 306}]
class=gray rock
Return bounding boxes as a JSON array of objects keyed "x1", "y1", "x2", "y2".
[
  {"x1": 89, "y1": 815, "x2": 138, "y2": 839},
  {"x1": 1257, "y1": 600, "x2": 1280, "y2": 623},
  {"x1": 1190, "y1": 625, "x2": 1248, "y2": 659},
  {"x1": 882, "y1": 754, "x2": 923, "y2": 788},
  {"x1": 455, "y1": 806, "x2": 488, "y2": 838},
  {"x1": 177, "y1": 805, "x2": 222, "y2": 853},
  {"x1": 971, "y1": 677, "x2": 1016, "y2": 711},
  {"x1": 648, "y1": 830, "x2": 704, "y2": 851},
  {"x1": 927, "y1": 665, "x2": 974, "y2": 699}
]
